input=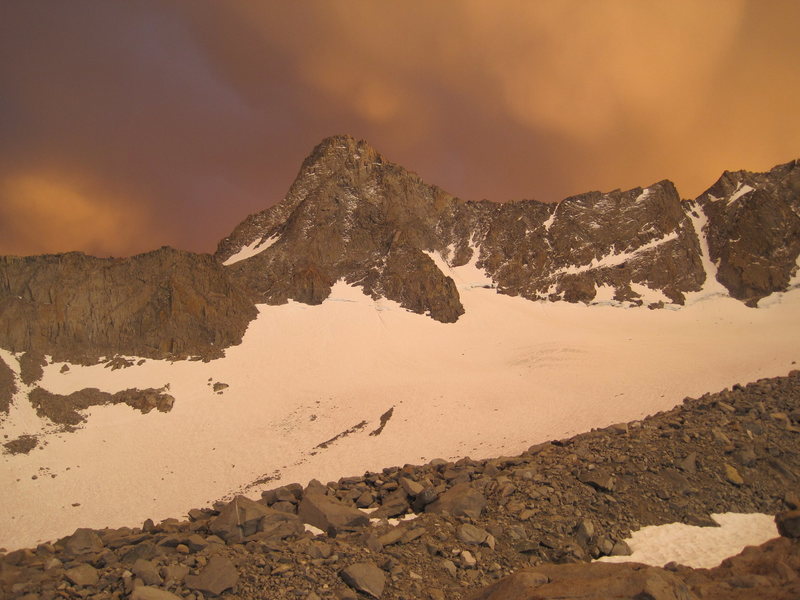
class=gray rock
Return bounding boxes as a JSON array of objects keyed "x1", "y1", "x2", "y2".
[
  {"x1": 161, "y1": 564, "x2": 189, "y2": 585},
  {"x1": 457, "y1": 523, "x2": 490, "y2": 545},
  {"x1": 340, "y1": 561, "x2": 386, "y2": 599},
  {"x1": 185, "y1": 555, "x2": 238, "y2": 596},
  {"x1": 131, "y1": 587, "x2": 183, "y2": 600},
  {"x1": 578, "y1": 470, "x2": 615, "y2": 492},
  {"x1": 776, "y1": 510, "x2": 800, "y2": 538},
  {"x1": 298, "y1": 491, "x2": 370, "y2": 534},
  {"x1": 209, "y1": 495, "x2": 301, "y2": 543},
  {"x1": 64, "y1": 564, "x2": 99, "y2": 587},
  {"x1": 425, "y1": 483, "x2": 487, "y2": 519},
  {"x1": 399, "y1": 477, "x2": 424, "y2": 497},
  {"x1": 61, "y1": 528, "x2": 104, "y2": 556},
  {"x1": 132, "y1": 558, "x2": 162, "y2": 586}
]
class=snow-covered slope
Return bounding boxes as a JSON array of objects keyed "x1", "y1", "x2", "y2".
[{"x1": 2, "y1": 256, "x2": 798, "y2": 550}]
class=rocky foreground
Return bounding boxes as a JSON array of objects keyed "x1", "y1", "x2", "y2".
[{"x1": 3, "y1": 371, "x2": 800, "y2": 599}]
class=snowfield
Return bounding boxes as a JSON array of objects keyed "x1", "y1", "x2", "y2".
[{"x1": 1, "y1": 253, "x2": 798, "y2": 558}]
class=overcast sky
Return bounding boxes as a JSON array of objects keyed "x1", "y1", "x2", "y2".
[{"x1": 1, "y1": 1, "x2": 798, "y2": 257}]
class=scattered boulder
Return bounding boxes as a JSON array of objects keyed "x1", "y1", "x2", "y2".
[
  {"x1": 185, "y1": 555, "x2": 238, "y2": 596},
  {"x1": 132, "y1": 558, "x2": 162, "y2": 586},
  {"x1": 131, "y1": 587, "x2": 183, "y2": 600},
  {"x1": 298, "y1": 491, "x2": 370, "y2": 534},
  {"x1": 340, "y1": 561, "x2": 385, "y2": 599},
  {"x1": 64, "y1": 564, "x2": 99, "y2": 587},
  {"x1": 426, "y1": 483, "x2": 487, "y2": 519},
  {"x1": 209, "y1": 495, "x2": 302, "y2": 543},
  {"x1": 578, "y1": 469, "x2": 615, "y2": 492},
  {"x1": 60, "y1": 527, "x2": 104, "y2": 556},
  {"x1": 776, "y1": 510, "x2": 800, "y2": 538}
]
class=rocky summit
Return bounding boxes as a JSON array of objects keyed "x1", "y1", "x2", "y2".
[{"x1": 0, "y1": 135, "x2": 798, "y2": 362}]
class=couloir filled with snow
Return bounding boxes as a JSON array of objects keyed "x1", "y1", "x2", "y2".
[{"x1": 1, "y1": 250, "x2": 799, "y2": 558}]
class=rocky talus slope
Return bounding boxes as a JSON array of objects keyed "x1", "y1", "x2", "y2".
[
  {"x1": 3, "y1": 371, "x2": 800, "y2": 600},
  {"x1": 1, "y1": 136, "x2": 798, "y2": 363}
]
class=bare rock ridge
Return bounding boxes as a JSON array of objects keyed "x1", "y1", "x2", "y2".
[
  {"x1": 218, "y1": 134, "x2": 799, "y2": 313},
  {"x1": 698, "y1": 160, "x2": 800, "y2": 306},
  {"x1": 0, "y1": 135, "x2": 798, "y2": 362},
  {"x1": 0, "y1": 247, "x2": 256, "y2": 363}
]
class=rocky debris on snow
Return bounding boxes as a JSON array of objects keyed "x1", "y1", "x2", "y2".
[
  {"x1": 18, "y1": 351, "x2": 46, "y2": 385},
  {"x1": 3, "y1": 371, "x2": 800, "y2": 599},
  {"x1": 27, "y1": 386, "x2": 175, "y2": 425},
  {"x1": 2, "y1": 434, "x2": 38, "y2": 455},
  {"x1": 212, "y1": 382, "x2": 229, "y2": 393},
  {"x1": 104, "y1": 356, "x2": 134, "y2": 370}
]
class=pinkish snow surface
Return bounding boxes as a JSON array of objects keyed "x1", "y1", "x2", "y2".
[{"x1": 1, "y1": 252, "x2": 798, "y2": 555}]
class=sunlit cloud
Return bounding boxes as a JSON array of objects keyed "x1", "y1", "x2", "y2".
[
  {"x1": 0, "y1": 173, "x2": 159, "y2": 257},
  {"x1": 0, "y1": 1, "x2": 797, "y2": 256}
]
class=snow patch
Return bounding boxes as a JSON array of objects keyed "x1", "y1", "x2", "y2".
[
  {"x1": 635, "y1": 188, "x2": 651, "y2": 203},
  {"x1": 630, "y1": 283, "x2": 670, "y2": 305},
  {"x1": 684, "y1": 204, "x2": 731, "y2": 303},
  {"x1": 728, "y1": 183, "x2": 755, "y2": 205},
  {"x1": 597, "y1": 513, "x2": 777, "y2": 568},
  {"x1": 558, "y1": 231, "x2": 679, "y2": 276},
  {"x1": 423, "y1": 244, "x2": 494, "y2": 291},
  {"x1": 223, "y1": 235, "x2": 279, "y2": 265}
]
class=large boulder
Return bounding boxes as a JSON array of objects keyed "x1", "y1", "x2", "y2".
[
  {"x1": 184, "y1": 555, "x2": 238, "y2": 597},
  {"x1": 425, "y1": 483, "x2": 486, "y2": 519},
  {"x1": 59, "y1": 528, "x2": 104, "y2": 557},
  {"x1": 298, "y1": 491, "x2": 370, "y2": 535},
  {"x1": 340, "y1": 561, "x2": 386, "y2": 599},
  {"x1": 209, "y1": 495, "x2": 302, "y2": 544}
]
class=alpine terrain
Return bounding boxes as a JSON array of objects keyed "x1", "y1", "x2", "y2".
[{"x1": 1, "y1": 136, "x2": 799, "y2": 599}]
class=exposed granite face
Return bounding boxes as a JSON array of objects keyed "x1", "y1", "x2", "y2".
[
  {"x1": 698, "y1": 160, "x2": 800, "y2": 305},
  {"x1": 218, "y1": 136, "x2": 467, "y2": 322},
  {"x1": 220, "y1": 136, "x2": 796, "y2": 321},
  {"x1": 0, "y1": 247, "x2": 257, "y2": 363},
  {"x1": 0, "y1": 136, "x2": 797, "y2": 363}
]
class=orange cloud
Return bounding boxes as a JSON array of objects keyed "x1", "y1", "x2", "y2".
[{"x1": 0, "y1": 173, "x2": 160, "y2": 257}]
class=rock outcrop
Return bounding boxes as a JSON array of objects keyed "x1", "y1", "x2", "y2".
[
  {"x1": 0, "y1": 137, "x2": 797, "y2": 363},
  {"x1": 0, "y1": 247, "x2": 257, "y2": 363},
  {"x1": 0, "y1": 355, "x2": 15, "y2": 415},
  {"x1": 697, "y1": 160, "x2": 800, "y2": 305}
]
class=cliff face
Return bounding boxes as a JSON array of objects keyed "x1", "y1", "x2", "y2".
[
  {"x1": 698, "y1": 160, "x2": 800, "y2": 305},
  {"x1": 0, "y1": 247, "x2": 256, "y2": 363},
  {"x1": 0, "y1": 135, "x2": 798, "y2": 362}
]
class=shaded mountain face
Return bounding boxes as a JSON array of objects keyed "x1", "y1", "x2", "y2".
[
  {"x1": 698, "y1": 161, "x2": 800, "y2": 306},
  {"x1": 0, "y1": 248, "x2": 256, "y2": 363},
  {"x1": 0, "y1": 135, "x2": 798, "y2": 362}
]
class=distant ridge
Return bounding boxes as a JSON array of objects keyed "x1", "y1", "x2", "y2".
[{"x1": 0, "y1": 135, "x2": 798, "y2": 362}]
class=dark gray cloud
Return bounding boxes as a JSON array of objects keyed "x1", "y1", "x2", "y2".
[{"x1": 1, "y1": 1, "x2": 798, "y2": 256}]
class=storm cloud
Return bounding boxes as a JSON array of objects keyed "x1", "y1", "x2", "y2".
[{"x1": 1, "y1": 1, "x2": 798, "y2": 256}]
